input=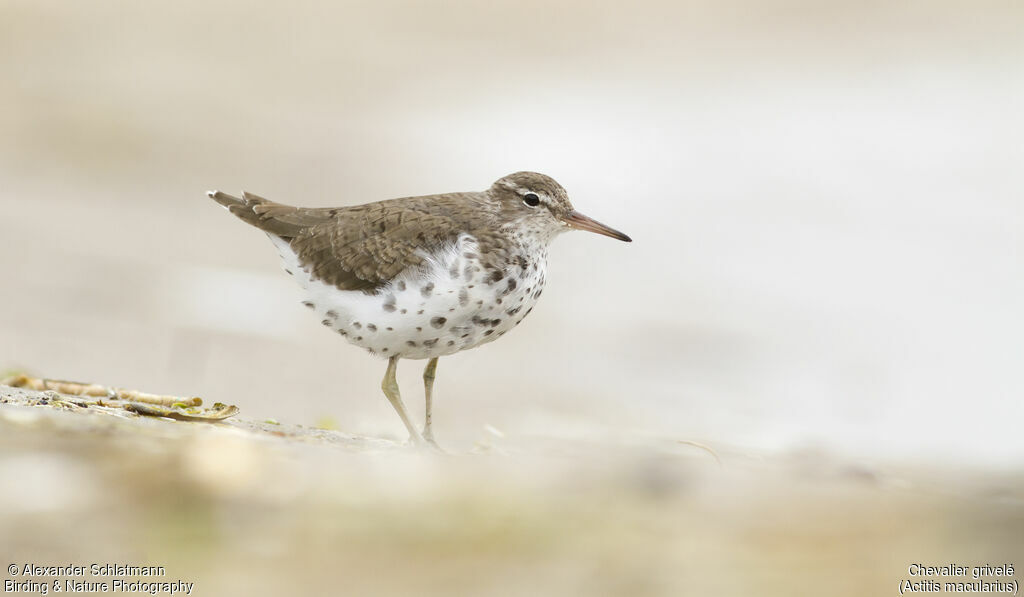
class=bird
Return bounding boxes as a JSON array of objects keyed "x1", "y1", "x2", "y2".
[{"x1": 208, "y1": 171, "x2": 631, "y2": 447}]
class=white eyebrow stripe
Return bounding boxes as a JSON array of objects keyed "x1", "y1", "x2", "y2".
[{"x1": 499, "y1": 181, "x2": 553, "y2": 204}]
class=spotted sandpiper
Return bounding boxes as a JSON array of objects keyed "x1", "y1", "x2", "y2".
[{"x1": 208, "y1": 172, "x2": 631, "y2": 447}]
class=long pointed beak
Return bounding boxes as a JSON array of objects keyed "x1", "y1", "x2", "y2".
[{"x1": 563, "y1": 210, "x2": 632, "y2": 242}]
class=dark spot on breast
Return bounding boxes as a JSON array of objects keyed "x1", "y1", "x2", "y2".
[
  {"x1": 525, "y1": 307, "x2": 533, "y2": 316},
  {"x1": 284, "y1": 268, "x2": 293, "y2": 275},
  {"x1": 504, "y1": 279, "x2": 517, "y2": 294},
  {"x1": 476, "y1": 300, "x2": 483, "y2": 306},
  {"x1": 461, "y1": 333, "x2": 470, "y2": 338},
  {"x1": 421, "y1": 282, "x2": 434, "y2": 297},
  {"x1": 355, "y1": 336, "x2": 363, "y2": 341},
  {"x1": 526, "y1": 287, "x2": 532, "y2": 293},
  {"x1": 514, "y1": 254, "x2": 529, "y2": 271},
  {"x1": 382, "y1": 348, "x2": 388, "y2": 352},
  {"x1": 423, "y1": 338, "x2": 438, "y2": 347},
  {"x1": 458, "y1": 288, "x2": 469, "y2": 306},
  {"x1": 447, "y1": 340, "x2": 455, "y2": 346},
  {"x1": 406, "y1": 340, "x2": 417, "y2": 347},
  {"x1": 484, "y1": 330, "x2": 494, "y2": 336},
  {"x1": 383, "y1": 295, "x2": 397, "y2": 312},
  {"x1": 417, "y1": 309, "x2": 424, "y2": 315},
  {"x1": 401, "y1": 308, "x2": 407, "y2": 314},
  {"x1": 338, "y1": 329, "x2": 348, "y2": 336},
  {"x1": 386, "y1": 326, "x2": 393, "y2": 331},
  {"x1": 487, "y1": 270, "x2": 504, "y2": 284},
  {"x1": 431, "y1": 316, "x2": 447, "y2": 328},
  {"x1": 367, "y1": 323, "x2": 377, "y2": 332},
  {"x1": 534, "y1": 290, "x2": 542, "y2": 299},
  {"x1": 353, "y1": 322, "x2": 362, "y2": 329},
  {"x1": 321, "y1": 319, "x2": 332, "y2": 327},
  {"x1": 416, "y1": 327, "x2": 422, "y2": 332},
  {"x1": 303, "y1": 301, "x2": 315, "y2": 309},
  {"x1": 506, "y1": 307, "x2": 521, "y2": 316},
  {"x1": 397, "y1": 281, "x2": 406, "y2": 291},
  {"x1": 326, "y1": 310, "x2": 338, "y2": 319},
  {"x1": 496, "y1": 298, "x2": 503, "y2": 305}
]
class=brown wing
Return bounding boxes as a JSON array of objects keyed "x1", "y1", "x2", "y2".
[
  {"x1": 291, "y1": 201, "x2": 467, "y2": 292},
  {"x1": 210, "y1": 190, "x2": 484, "y2": 293}
]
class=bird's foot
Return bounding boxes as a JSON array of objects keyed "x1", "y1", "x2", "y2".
[
  {"x1": 423, "y1": 436, "x2": 445, "y2": 453},
  {"x1": 403, "y1": 431, "x2": 445, "y2": 453}
]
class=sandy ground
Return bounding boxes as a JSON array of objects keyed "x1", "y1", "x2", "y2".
[{"x1": 2, "y1": 382, "x2": 1022, "y2": 596}]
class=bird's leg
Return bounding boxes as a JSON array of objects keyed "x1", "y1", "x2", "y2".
[
  {"x1": 381, "y1": 357, "x2": 425, "y2": 446},
  {"x1": 421, "y1": 357, "x2": 439, "y2": 446}
]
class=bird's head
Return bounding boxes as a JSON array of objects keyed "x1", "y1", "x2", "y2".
[{"x1": 489, "y1": 171, "x2": 632, "y2": 243}]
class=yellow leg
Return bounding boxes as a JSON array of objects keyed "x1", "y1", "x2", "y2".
[
  {"x1": 422, "y1": 357, "x2": 439, "y2": 446},
  {"x1": 381, "y1": 357, "x2": 424, "y2": 445}
]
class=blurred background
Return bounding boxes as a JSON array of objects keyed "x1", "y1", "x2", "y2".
[
  {"x1": 2, "y1": 1, "x2": 1023, "y2": 594},
  {"x1": 2, "y1": 0, "x2": 1020, "y2": 464}
]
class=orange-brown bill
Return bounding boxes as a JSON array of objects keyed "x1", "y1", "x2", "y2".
[{"x1": 563, "y1": 210, "x2": 632, "y2": 242}]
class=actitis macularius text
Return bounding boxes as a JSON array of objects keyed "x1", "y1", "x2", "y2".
[{"x1": 208, "y1": 172, "x2": 631, "y2": 447}]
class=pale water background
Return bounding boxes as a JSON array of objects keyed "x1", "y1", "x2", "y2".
[{"x1": 1, "y1": 0, "x2": 1021, "y2": 467}]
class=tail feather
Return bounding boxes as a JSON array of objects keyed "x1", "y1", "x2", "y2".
[
  {"x1": 207, "y1": 190, "x2": 314, "y2": 238},
  {"x1": 207, "y1": 189, "x2": 245, "y2": 209}
]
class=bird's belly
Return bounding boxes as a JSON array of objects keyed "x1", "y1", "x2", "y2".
[{"x1": 271, "y1": 235, "x2": 547, "y2": 359}]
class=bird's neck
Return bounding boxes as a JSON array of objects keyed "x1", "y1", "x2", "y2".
[{"x1": 500, "y1": 217, "x2": 564, "y2": 250}]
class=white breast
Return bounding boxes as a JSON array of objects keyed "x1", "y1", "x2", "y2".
[{"x1": 268, "y1": 234, "x2": 547, "y2": 359}]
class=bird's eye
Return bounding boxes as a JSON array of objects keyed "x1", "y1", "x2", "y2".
[{"x1": 523, "y1": 193, "x2": 540, "y2": 207}]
